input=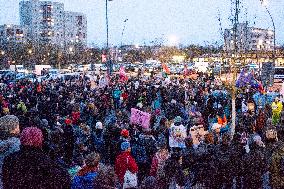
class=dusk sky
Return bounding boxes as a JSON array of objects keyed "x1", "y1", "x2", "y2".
[{"x1": 0, "y1": 0, "x2": 283, "y2": 47}]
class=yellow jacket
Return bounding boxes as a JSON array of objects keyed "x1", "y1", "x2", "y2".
[{"x1": 272, "y1": 101, "x2": 283, "y2": 114}]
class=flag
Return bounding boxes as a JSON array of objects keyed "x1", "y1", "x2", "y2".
[
  {"x1": 162, "y1": 63, "x2": 170, "y2": 74},
  {"x1": 101, "y1": 54, "x2": 107, "y2": 63},
  {"x1": 119, "y1": 65, "x2": 128, "y2": 82},
  {"x1": 183, "y1": 64, "x2": 189, "y2": 76},
  {"x1": 119, "y1": 65, "x2": 126, "y2": 77}
]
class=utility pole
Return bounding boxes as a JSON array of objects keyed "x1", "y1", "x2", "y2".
[{"x1": 230, "y1": 0, "x2": 240, "y2": 138}]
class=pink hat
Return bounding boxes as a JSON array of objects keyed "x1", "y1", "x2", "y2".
[{"x1": 20, "y1": 127, "x2": 43, "y2": 148}]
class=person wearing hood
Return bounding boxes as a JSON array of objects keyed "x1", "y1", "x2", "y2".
[
  {"x1": 71, "y1": 152, "x2": 100, "y2": 189},
  {"x1": 0, "y1": 115, "x2": 20, "y2": 189},
  {"x1": 3, "y1": 127, "x2": 71, "y2": 189},
  {"x1": 168, "y1": 116, "x2": 187, "y2": 151}
]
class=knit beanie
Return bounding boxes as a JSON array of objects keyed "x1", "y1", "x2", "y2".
[
  {"x1": 20, "y1": 127, "x2": 43, "y2": 148},
  {"x1": 0, "y1": 115, "x2": 19, "y2": 135},
  {"x1": 121, "y1": 141, "x2": 130, "y2": 151},
  {"x1": 65, "y1": 118, "x2": 72, "y2": 125},
  {"x1": 174, "y1": 116, "x2": 182, "y2": 124},
  {"x1": 121, "y1": 129, "x2": 129, "y2": 138},
  {"x1": 95, "y1": 122, "x2": 103, "y2": 130}
]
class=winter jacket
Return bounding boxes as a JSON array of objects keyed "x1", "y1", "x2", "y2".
[
  {"x1": 115, "y1": 151, "x2": 138, "y2": 183},
  {"x1": 270, "y1": 144, "x2": 284, "y2": 189},
  {"x1": 212, "y1": 144, "x2": 235, "y2": 186},
  {"x1": 0, "y1": 137, "x2": 20, "y2": 189},
  {"x1": 71, "y1": 168, "x2": 98, "y2": 189},
  {"x1": 149, "y1": 150, "x2": 169, "y2": 176},
  {"x1": 242, "y1": 144, "x2": 266, "y2": 189},
  {"x1": 3, "y1": 147, "x2": 71, "y2": 189},
  {"x1": 163, "y1": 156, "x2": 185, "y2": 188}
]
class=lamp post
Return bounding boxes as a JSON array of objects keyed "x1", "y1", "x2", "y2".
[
  {"x1": 230, "y1": 0, "x2": 240, "y2": 138},
  {"x1": 260, "y1": 0, "x2": 276, "y2": 86},
  {"x1": 105, "y1": 0, "x2": 113, "y2": 75}
]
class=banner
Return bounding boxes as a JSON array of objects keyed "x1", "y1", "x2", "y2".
[{"x1": 130, "y1": 108, "x2": 151, "y2": 129}]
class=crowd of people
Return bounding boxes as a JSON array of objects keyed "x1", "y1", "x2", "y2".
[{"x1": 0, "y1": 70, "x2": 284, "y2": 189}]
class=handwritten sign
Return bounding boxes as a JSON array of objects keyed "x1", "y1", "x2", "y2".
[{"x1": 130, "y1": 108, "x2": 151, "y2": 129}]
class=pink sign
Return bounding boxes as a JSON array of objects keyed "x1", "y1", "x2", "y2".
[{"x1": 130, "y1": 108, "x2": 151, "y2": 129}]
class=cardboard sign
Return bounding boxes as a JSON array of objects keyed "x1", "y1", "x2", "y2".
[
  {"x1": 189, "y1": 125, "x2": 208, "y2": 145},
  {"x1": 130, "y1": 108, "x2": 151, "y2": 129}
]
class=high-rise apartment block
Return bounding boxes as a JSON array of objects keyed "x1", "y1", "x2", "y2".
[
  {"x1": 17, "y1": 0, "x2": 87, "y2": 47},
  {"x1": 0, "y1": 24, "x2": 27, "y2": 47},
  {"x1": 224, "y1": 23, "x2": 274, "y2": 52},
  {"x1": 64, "y1": 11, "x2": 87, "y2": 46}
]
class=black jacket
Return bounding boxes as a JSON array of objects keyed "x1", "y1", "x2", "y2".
[{"x1": 3, "y1": 147, "x2": 70, "y2": 189}]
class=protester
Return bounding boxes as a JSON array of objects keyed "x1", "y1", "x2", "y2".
[
  {"x1": 162, "y1": 152, "x2": 185, "y2": 189},
  {"x1": 272, "y1": 97, "x2": 283, "y2": 125},
  {"x1": 3, "y1": 127, "x2": 71, "y2": 189},
  {"x1": 71, "y1": 152, "x2": 100, "y2": 189},
  {"x1": 0, "y1": 115, "x2": 20, "y2": 188},
  {"x1": 93, "y1": 165, "x2": 117, "y2": 189},
  {"x1": 242, "y1": 135, "x2": 267, "y2": 189},
  {"x1": 0, "y1": 69, "x2": 282, "y2": 188},
  {"x1": 115, "y1": 141, "x2": 138, "y2": 186},
  {"x1": 270, "y1": 142, "x2": 284, "y2": 189},
  {"x1": 168, "y1": 116, "x2": 187, "y2": 151}
]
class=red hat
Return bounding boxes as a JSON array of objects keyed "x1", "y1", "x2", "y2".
[
  {"x1": 65, "y1": 118, "x2": 72, "y2": 125},
  {"x1": 121, "y1": 129, "x2": 129, "y2": 138},
  {"x1": 20, "y1": 127, "x2": 43, "y2": 148}
]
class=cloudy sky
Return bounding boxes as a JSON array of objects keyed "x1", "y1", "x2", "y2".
[{"x1": 0, "y1": 0, "x2": 283, "y2": 47}]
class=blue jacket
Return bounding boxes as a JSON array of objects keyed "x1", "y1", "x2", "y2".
[{"x1": 71, "y1": 172, "x2": 97, "y2": 189}]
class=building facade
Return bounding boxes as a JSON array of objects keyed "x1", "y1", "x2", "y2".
[
  {"x1": 224, "y1": 23, "x2": 274, "y2": 52},
  {"x1": 64, "y1": 11, "x2": 87, "y2": 47},
  {"x1": 0, "y1": 24, "x2": 27, "y2": 47},
  {"x1": 19, "y1": 0, "x2": 87, "y2": 47},
  {"x1": 20, "y1": 0, "x2": 65, "y2": 45}
]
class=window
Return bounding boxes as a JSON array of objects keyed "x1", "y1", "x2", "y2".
[
  {"x1": 6, "y1": 29, "x2": 14, "y2": 36},
  {"x1": 77, "y1": 16, "x2": 83, "y2": 26}
]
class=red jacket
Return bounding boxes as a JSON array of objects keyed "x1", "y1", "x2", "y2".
[
  {"x1": 115, "y1": 151, "x2": 138, "y2": 183},
  {"x1": 71, "y1": 111, "x2": 80, "y2": 125}
]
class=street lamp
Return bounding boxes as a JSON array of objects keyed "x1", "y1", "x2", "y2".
[
  {"x1": 260, "y1": 0, "x2": 276, "y2": 85},
  {"x1": 106, "y1": 0, "x2": 114, "y2": 74},
  {"x1": 0, "y1": 51, "x2": 4, "y2": 56}
]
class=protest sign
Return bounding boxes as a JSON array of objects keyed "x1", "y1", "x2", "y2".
[{"x1": 130, "y1": 108, "x2": 151, "y2": 129}]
